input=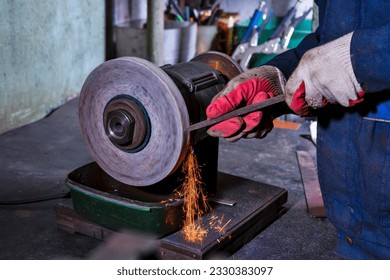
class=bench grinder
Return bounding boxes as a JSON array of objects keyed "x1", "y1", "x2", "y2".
[
  {"x1": 78, "y1": 51, "x2": 242, "y2": 187},
  {"x1": 69, "y1": 52, "x2": 244, "y2": 235}
]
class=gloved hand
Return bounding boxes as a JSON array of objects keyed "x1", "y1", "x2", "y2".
[
  {"x1": 206, "y1": 65, "x2": 286, "y2": 142},
  {"x1": 285, "y1": 32, "x2": 365, "y2": 116}
]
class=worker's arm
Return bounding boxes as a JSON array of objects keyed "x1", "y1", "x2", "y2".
[
  {"x1": 205, "y1": 21, "x2": 324, "y2": 141},
  {"x1": 266, "y1": 0, "x2": 327, "y2": 79},
  {"x1": 281, "y1": 23, "x2": 390, "y2": 116},
  {"x1": 266, "y1": 30, "x2": 322, "y2": 81},
  {"x1": 270, "y1": 0, "x2": 390, "y2": 116},
  {"x1": 205, "y1": 28, "x2": 326, "y2": 141},
  {"x1": 284, "y1": 32, "x2": 365, "y2": 116}
]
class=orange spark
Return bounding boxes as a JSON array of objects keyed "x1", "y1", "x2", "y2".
[{"x1": 181, "y1": 146, "x2": 210, "y2": 243}]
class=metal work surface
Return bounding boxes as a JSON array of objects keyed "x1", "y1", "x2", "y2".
[{"x1": 160, "y1": 172, "x2": 287, "y2": 259}]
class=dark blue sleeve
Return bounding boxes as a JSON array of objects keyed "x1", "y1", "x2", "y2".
[
  {"x1": 351, "y1": 24, "x2": 390, "y2": 93},
  {"x1": 266, "y1": 31, "x2": 321, "y2": 79},
  {"x1": 266, "y1": 0, "x2": 326, "y2": 79}
]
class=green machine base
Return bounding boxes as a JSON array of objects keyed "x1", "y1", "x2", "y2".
[
  {"x1": 66, "y1": 162, "x2": 184, "y2": 237},
  {"x1": 66, "y1": 162, "x2": 288, "y2": 254}
]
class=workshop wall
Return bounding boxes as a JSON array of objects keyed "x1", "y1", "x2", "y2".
[{"x1": 0, "y1": 0, "x2": 105, "y2": 134}]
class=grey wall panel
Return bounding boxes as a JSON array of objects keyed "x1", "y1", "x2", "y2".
[{"x1": 0, "y1": 0, "x2": 105, "y2": 134}]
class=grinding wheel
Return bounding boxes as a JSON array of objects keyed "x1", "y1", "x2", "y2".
[{"x1": 79, "y1": 57, "x2": 190, "y2": 186}]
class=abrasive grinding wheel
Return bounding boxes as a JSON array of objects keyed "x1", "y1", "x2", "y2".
[{"x1": 79, "y1": 57, "x2": 190, "y2": 186}]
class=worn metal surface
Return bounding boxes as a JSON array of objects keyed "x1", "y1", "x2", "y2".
[
  {"x1": 0, "y1": 0, "x2": 105, "y2": 134},
  {"x1": 296, "y1": 150, "x2": 326, "y2": 218},
  {"x1": 159, "y1": 172, "x2": 288, "y2": 259}
]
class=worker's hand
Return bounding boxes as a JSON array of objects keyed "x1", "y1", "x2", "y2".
[
  {"x1": 206, "y1": 66, "x2": 285, "y2": 142},
  {"x1": 285, "y1": 32, "x2": 365, "y2": 116}
]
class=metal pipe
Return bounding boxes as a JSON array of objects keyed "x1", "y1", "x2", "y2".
[{"x1": 147, "y1": 0, "x2": 164, "y2": 65}]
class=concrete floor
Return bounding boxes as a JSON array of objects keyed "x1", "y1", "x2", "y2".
[{"x1": 0, "y1": 98, "x2": 341, "y2": 260}]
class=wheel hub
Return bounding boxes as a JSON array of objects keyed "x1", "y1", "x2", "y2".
[{"x1": 103, "y1": 96, "x2": 150, "y2": 152}]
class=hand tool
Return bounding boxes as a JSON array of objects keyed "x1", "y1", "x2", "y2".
[
  {"x1": 169, "y1": 0, "x2": 186, "y2": 21},
  {"x1": 240, "y1": 1, "x2": 267, "y2": 43},
  {"x1": 187, "y1": 94, "x2": 285, "y2": 132},
  {"x1": 239, "y1": 5, "x2": 312, "y2": 70},
  {"x1": 270, "y1": 0, "x2": 303, "y2": 42},
  {"x1": 231, "y1": 0, "x2": 272, "y2": 63},
  {"x1": 206, "y1": 3, "x2": 222, "y2": 25}
]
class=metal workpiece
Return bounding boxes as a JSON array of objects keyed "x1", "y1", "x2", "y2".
[
  {"x1": 79, "y1": 52, "x2": 242, "y2": 187},
  {"x1": 187, "y1": 94, "x2": 285, "y2": 132}
]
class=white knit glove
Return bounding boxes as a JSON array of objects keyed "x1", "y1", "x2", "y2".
[{"x1": 285, "y1": 32, "x2": 365, "y2": 116}]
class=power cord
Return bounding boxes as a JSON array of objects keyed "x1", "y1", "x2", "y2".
[{"x1": 0, "y1": 191, "x2": 71, "y2": 205}]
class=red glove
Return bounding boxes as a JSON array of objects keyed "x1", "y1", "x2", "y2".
[
  {"x1": 206, "y1": 66, "x2": 285, "y2": 142},
  {"x1": 288, "y1": 82, "x2": 365, "y2": 116}
]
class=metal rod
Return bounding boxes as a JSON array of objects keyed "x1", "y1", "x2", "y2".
[
  {"x1": 187, "y1": 94, "x2": 285, "y2": 132},
  {"x1": 208, "y1": 197, "x2": 237, "y2": 207}
]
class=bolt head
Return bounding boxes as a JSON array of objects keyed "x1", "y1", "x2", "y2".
[{"x1": 106, "y1": 110, "x2": 135, "y2": 146}]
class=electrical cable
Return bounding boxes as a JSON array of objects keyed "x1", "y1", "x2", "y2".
[{"x1": 0, "y1": 192, "x2": 71, "y2": 206}]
